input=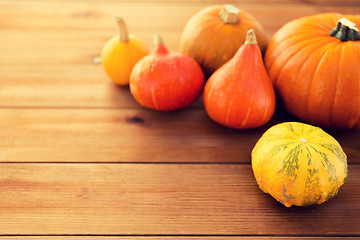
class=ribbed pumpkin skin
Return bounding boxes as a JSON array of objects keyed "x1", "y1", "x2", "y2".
[
  {"x1": 252, "y1": 122, "x2": 347, "y2": 207},
  {"x1": 180, "y1": 5, "x2": 267, "y2": 78},
  {"x1": 265, "y1": 13, "x2": 360, "y2": 130}
]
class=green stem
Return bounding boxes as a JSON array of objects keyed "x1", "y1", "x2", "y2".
[{"x1": 330, "y1": 18, "x2": 360, "y2": 41}]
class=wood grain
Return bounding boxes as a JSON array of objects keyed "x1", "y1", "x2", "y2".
[
  {"x1": 0, "y1": 64, "x2": 141, "y2": 108},
  {"x1": 0, "y1": 108, "x2": 275, "y2": 163},
  {"x1": 5, "y1": 0, "x2": 358, "y2": 4},
  {"x1": 1, "y1": 108, "x2": 359, "y2": 163},
  {"x1": 1, "y1": 2, "x2": 360, "y2": 57},
  {"x1": 0, "y1": 238, "x2": 359, "y2": 240},
  {"x1": 1, "y1": 238, "x2": 359, "y2": 240},
  {"x1": 0, "y1": 163, "x2": 359, "y2": 235}
]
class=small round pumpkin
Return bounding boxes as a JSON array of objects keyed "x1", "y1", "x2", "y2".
[
  {"x1": 180, "y1": 4, "x2": 267, "y2": 78},
  {"x1": 251, "y1": 122, "x2": 348, "y2": 207},
  {"x1": 130, "y1": 34, "x2": 204, "y2": 111},
  {"x1": 265, "y1": 13, "x2": 360, "y2": 130},
  {"x1": 101, "y1": 16, "x2": 148, "y2": 85}
]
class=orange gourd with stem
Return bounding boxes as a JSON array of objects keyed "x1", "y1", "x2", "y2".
[
  {"x1": 180, "y1": 4, "x2": 267, "y2": 78},
  {"x1": 204, "y1": 29, "x2": 276, "y2": 129},
  {"x1": 130, "y1": 34, "x2": 204, "y2": 111}
]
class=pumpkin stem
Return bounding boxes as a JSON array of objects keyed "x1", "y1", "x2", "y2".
[
  {"x1": 219, "y1": 4, "x2": 239, "y2": 24},
  {"x1": 153, "y1": 34, "x2": 169, "y2": 55},
  {"x1": 245, "y1": 29, "x2": 257, "y2": 45},
  {"x1": 115, "y1": 16, "x2": 129, "y2": 42},
  {"x1": 153, "y1": 34, "x2": 164, "y2": 46},
  {"x1": 330, "y1": 18, "x2": 360, "y2": 41}
]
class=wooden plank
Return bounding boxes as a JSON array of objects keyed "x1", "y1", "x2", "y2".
[
  {"x1": 1, "y1": 2, "x2": 360, "y2": 64},
  {"x1": 0, "y1": 163, "x2": 359, "y2": 235},
  {"x1": 2, "y1": 108, "x2": 358, "y2": 164},
  {"x1": 3, "y1": 0, "x2": 358, "y2": 5},
  {"x1": 0, "y1": 108, "x2": 287, "y2": 163},
  {"x1": 0, "y1": 2, "x2": 358, "y2": 33},
  {"x1": 0, "y1": 237, "x2": 359, "y2": 240},
  {"x1": 0, "y1": 64, "x2": 149, "y2": 108},
  {"x1": 1, "y1": 108, "x2": 358, "y2": 163}
]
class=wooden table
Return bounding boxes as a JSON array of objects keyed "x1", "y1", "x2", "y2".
[{"x1": 1, "y1": 0, "x2": 360, "y2": 239}]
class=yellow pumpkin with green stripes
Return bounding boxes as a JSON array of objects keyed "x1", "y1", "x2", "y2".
[{"x1": 251, "y1": 122, "x2": 347, "y2": 207}]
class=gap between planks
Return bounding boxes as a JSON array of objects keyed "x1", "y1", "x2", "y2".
[
  {"x1": 0, "y1": 162, "x2": 360, "y2": 165},
  {"x1": 0, "y1": 162, "x2": 250, "y2": 165},
  {"x1": 0, "y1": 0, "x2": 359, "y2": 7},
  {"x1": 0, "y1": 235, "x2": 360, "y2": 239}
]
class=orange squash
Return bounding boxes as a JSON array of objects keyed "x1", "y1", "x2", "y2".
[
  {"x1": 130, "y1": 35, "x2": 204, "y2": 111},
  {"x1": 101, "y1": 16, "x2": 148, "y2": 85},
  {"x1": 252, "y1": 122, "x2": 347, "y2": 207},
  {"x1": 203, "y1": 30, "x2": 276, "y2": 129},
  {"x1": 180, "y1": 4, "x2": 267, "y2": 78},
  {"x1": 265, "y1": 13, "x2": 360, "y2": 130}
]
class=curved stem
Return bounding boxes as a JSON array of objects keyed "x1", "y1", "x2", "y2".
[
  {"x1": 330, "y1": 18, "x2": 360, "y2": 41},
  {"x1": 152, "y1": 34, "x2": 169, "y2": 55},
  {"x1": 115, "y1": 16, "x2": 129, "y2": 42}
]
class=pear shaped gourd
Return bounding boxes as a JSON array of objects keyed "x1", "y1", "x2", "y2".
[{"x1": 203, "y1": 29, "x2": 276, "y2": 129}]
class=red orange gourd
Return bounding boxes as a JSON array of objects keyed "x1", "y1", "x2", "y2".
[
  {"x1": 203, "y1": 30, "x2": 276, "y2": 129},
  {"x1": 130, "y1": 34, "x2": 205, "y2": 111},
  {"x1": 265, "y1": 13, "x2": 360, "y2": 130}
]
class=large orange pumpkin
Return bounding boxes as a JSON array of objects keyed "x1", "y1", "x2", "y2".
[
  {"x1": 265, "y1": 13, "x2": 360, "y2": 130},
  {"x1": 180, "y1": 4, "x2": 267, "y2": 78}
]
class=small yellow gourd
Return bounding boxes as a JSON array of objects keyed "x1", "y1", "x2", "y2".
[
  {"x1": 101, "y1": 16, "x2": 148, "y2": 85},
  {"x1": 251, "y1": 122, "x2": 347, "y2": 207}
]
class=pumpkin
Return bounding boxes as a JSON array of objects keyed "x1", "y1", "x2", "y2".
[
  {"x1": 129, "y1": 34, "x2": 204, "y2": 111},
  {"x1": 180, "y1": 4, "x2": 268, "y2": 78},
  {"x1": 101, "y1": 16, "x2": 148, "y2": 85},
  {"x1": 265, "y1": 13, "x2": 360, "y2": 130},
  {"x1": 203, "y1": 30, "x2": 276, "y2": 129},
  {"x1": 252, "y1": 122, "x2": 348, "y2": 207}
]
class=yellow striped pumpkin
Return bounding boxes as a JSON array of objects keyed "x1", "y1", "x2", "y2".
[{"x1": 251, "y1": 122, "x2": 347, "y2": 207}]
